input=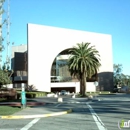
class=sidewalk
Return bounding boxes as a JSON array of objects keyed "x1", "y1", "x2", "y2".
[
  {"x1": 0, "y1": 103, "x2": 72, "y2": 119},
  {"x1": 14, "y1": 105, "x2": 70, "y2": 115},
  {"x1": 0, "y1": 96, "x2": 96, "y2": 119}
]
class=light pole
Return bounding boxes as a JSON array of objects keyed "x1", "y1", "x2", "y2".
[
  {"x1": 21, "y1": 83, "x2": 26, "y2": 108},
  {"x1": 20, "y1": 71, "x2": 26, "y2": 108},
  {"x1": 94, "y1": 81, "x2": 98, "y2": 98}
]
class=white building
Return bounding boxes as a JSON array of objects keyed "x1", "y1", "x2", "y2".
[
  {"x1": 27, "y1": 23, "x2": 113, "y2": 93},
  {"x1": 11, "y1": 44, "x2": 27, "y2": 69},
  {"x1": 11, "y1": 44, "x2": 27, "y2": 88}
]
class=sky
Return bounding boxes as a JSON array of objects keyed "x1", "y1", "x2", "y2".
[{"x1": 1, "y1": 0, "x2": 130, "y2": 75}]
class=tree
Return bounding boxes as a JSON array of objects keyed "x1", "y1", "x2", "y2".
[
  {"x1": 68, "y1": 42, "x2": 101, "y2": 96},
  {"x1": 0, "y1": 0, "x2": 6, "y2": 67},
  {"x1": 2, "y1": 63, "x2": 13, "y2": 78},
  {"x1": 0, "y1": 64, "x2": 13, "y2": 88},
  {"x1": 2, "y1": 62, "x2": 6, "y2": 70},
  {"x1": 126, "y1": 75, "x2": 130, "y2": 87},
  {"x1": 120, "y1": 74, "x2": 130, "y2": 87},
  {"x1": 113, "y1": 64, "x2": 130, "y2": 87},
  {"x1": 0, "y1": 69, "x2": 12, "y2": 87},
  {"x1": 113, "y1": 64, "x2": 123, "y2": 86}
]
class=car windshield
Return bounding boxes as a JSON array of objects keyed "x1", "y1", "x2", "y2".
[{"x1": 61, "y1": 90, "x2": 66, "y2": 92}]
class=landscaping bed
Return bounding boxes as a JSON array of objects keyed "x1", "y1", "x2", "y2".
[
  {"x1": 0, "y1": 91, "x2": 48, "y2": 115},
  {"x1": 0, "y1": 98, "x2": 37, "y2": 102},
  {"x1": 16, "y1": 91, "x2": 48, "y2": 99}
]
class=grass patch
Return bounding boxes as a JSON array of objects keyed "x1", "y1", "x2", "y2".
[
  {"x1": 76, "y1": 91, "x2": 115, "y2": 97},
  {"x1": 0, "y1": 106, "x2": 21, "y2": 115},
  {"x1": 86, "y1": 91, "x2": 113, "y2": 94},
  {"x1": 98, "y1": 93, "x2": 116, "y2": 95}
]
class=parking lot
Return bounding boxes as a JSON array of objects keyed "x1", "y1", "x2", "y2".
[{"x1": 0, "y1": 94, "x2": 130, "y2": 130}]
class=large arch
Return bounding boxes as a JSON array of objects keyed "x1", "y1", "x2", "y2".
[
  {"x1": 28, "y1": 23, "x2": 113, "y2": 92},
  {"x1": 50, "y1": 48, "x2": 77, "y2": 93},
  {"x1": 50, "y1": 48, "x2": 72, "y2": 82},
  {"x1": 50, "y1": 48, "x2": 98, "y2": 91}
]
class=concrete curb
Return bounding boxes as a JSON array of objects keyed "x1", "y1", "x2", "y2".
[
  {"x1": 92, "y1": 98, "x2": 101, "y2": 101},
  {"x1": 0, "y1": 109, "x2": 72, "y2": 119}
]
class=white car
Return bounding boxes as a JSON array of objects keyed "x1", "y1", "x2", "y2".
[
  {"x1": 60, "y1": 90, "x2": 68, "y2": 95},
  {"x1": 67, "y1": 91, "x2": 70, "y2": 95}
]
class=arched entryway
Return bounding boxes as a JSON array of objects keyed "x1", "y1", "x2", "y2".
[
  {"x1": 50, "y1": 48, "x2": 98, "y2": 93},
  {"x1": 50, "y1": 48, "x2": 77, "y2": 93}
]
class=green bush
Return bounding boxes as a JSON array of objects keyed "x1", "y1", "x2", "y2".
[
  {"x1": 0, "y1": 69, "x2": 12, "y2": 87},
  {"x1": 26, "y1": 93, "x2": 32, "y2": 98},
  {"x1": 16, "y1": 91, "x2": 48, "y2": 98},
  {"x1": 33, "y1": 93, "x2": 36, "y2": 98}
]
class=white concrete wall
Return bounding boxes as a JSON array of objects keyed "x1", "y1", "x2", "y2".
[
  {"x1": 51, "y1": 82, "x2": 78, "y2": 88},
  {"x1": 51, "y1": 82, "x2": 95, "y2": 93},
  {"x1": 86, "y1": 82, "x2": 96, "y2": 92},
  {"x1": 28, "y1": 23, "x2": 113, "y2": 92}
]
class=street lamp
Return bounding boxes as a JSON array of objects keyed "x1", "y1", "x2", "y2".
[
  {"x1": 20, "y1": 71, "x2": 26, "y2": 108},
  {"x1": 94, "y1": 81, "x2": 98, "y2": 98}
]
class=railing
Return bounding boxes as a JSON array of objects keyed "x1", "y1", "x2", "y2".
[
  {"x1": 51, "y1": 76, "x2": 72, "y2": 82},
  {"x1": 15, "y1": 71, "x2": 27, "y2": 76}
]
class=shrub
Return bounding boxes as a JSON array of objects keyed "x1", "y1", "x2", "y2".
[
  {"x1": 0, "y1": 69, "x2": 12, "y2": 87},
  {"x1": 16, "y1": 91, "x2": 47, "y2": 98},
  {"x1": 26, "y1": 93, "x2": 33, "y2": 98}
]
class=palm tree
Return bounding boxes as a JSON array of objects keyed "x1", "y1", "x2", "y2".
[{"x1": 68, "y1": 42, "x2": 101, "y2": 96}]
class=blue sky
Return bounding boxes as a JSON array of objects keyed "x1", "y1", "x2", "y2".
[{"x1": 2, "y1": 0, "x2": 130, "y2": 75}]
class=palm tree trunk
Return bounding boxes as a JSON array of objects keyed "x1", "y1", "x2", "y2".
[
  {"x1": 82, "y1": 71, "x2": 86, "y2": 96},
  {"x1": 80, "y1": 75, "x2": 83, "y2": 96},
  {"x1": 79, "y1": 73, "x2": 82, "y2": 95},
  {"x1": 80, "y1": 79, "x2": 82, "y2": 95}
]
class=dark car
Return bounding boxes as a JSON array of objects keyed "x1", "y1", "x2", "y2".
[{"x1": 113, "y1": 88, "x2": 119, "y2": 93}]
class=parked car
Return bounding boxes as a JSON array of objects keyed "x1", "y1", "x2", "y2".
[
  {"x1": 67, "y1": 91, "x2": 70, "y2": 95},
  {"x1": 113, "y1": 88, "x2": 120, "y2": 93},
  {"x1": 120, "y1": 86, "x2": 129, "y2": 93},
  {"x1": 60, "y1": 90, "x2": 68, "y2": 95}
]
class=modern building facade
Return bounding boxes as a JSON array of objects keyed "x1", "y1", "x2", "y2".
[
  {"x1": 11, "y1": 44, "x2": 27, "y2": 88},
  {"x1": 27, "y1": 23, "x2": 114, "y2": 92}
]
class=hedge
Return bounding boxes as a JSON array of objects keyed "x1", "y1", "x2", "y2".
[{"x1": 17, "y1": 92, "x2": 47, "y2": 99}]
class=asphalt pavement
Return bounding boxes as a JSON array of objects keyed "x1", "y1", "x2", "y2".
[{"x1": 0, "y1": 93, "x2": 130, "y2": 130}]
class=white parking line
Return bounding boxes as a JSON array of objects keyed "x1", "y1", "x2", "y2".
[
  {"x1": 20, "y1": 118, "x2": 40, "y2": 130},
  {"x1": 54, "y1": 103, "x2": 61, "y2": 107},
  {"x1": 86, "y1": 103, "x2": 107, "y2": 130},
  {"x1": 0, "y1": 129, "x2": 15, "y2": 130}
]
